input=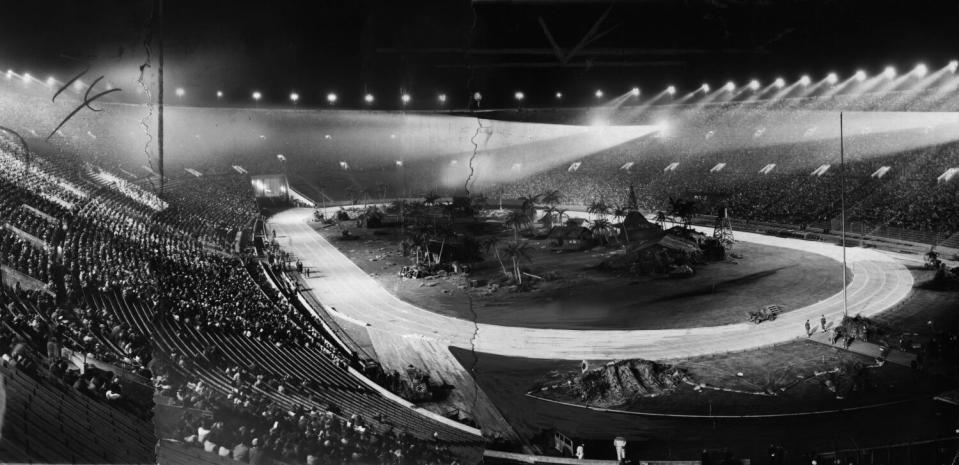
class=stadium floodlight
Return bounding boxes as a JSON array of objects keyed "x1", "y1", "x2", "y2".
[
  {"x1": 723, "y1": 81, "x2": 735, "y2": 92},
  {"x1": 826, "y1": 73, "x2": 838, "y2": 84},
  {"x1": 5, "y1": 70, "x2": 11, "y2": 80},
  {"x1": 595, "y1": 89, "x2": 603, "y2": 98},
  {"x1": 883, "y1": 66, "x2": 896, "y2": 79},
  {"x1": 395, "y1": 160, "x2": 403, "y2": 167},
  {"x1": 914, "y1": 63, "x2": 928, "y2": 77},
  {"x1": 74, "y1": 80, "x2": 84, "y2": 91},
  {"x1": 216, "y1": 90, "x2": 223, "y2": 98},
  {"x1": 175, "y1": 87, "x2": 185, "y2": 97},
  {"x1": 854, "y1": 70, "x2": 866, "y2": 82},
  {"x1": 514, "y1": 91, "x2": 524, "y2": 101},
  {"x1": 437, "y1": 94, "x2": 446, "y2": 103},
  {"x1": 700, "y1": 83, "x2": 710, "y2": 92},
  {"x1": 289, "y1": 92, "x2": 299, "y2": 103},
  {"x1": 22, "y1": 73, "x2": 31, "y2": 83},
  {"x1": 799, "y1": 75, "x2": 811, "y2": 86},
  {"x1": 748, "y1": 80, "x2": 760, "y2": 90},
  {"x1": 327, "y1": 92, "x2": 337, "y2": 104},
  {"x1": 46, "y1": 76, "x2": 55, "y2": 86},
  {"x1": 773, "y1": 78, "x2": 785, "y2": 88},
  {"x1": 666, "y1": 86, "x2": 676, "y2": 95},
  {"x1": 401, "y1": 93, "x2": 411, "y2": 104},
  {"x1": 252, "y1": 91, "x2": 262, "y2": 101},
  {"x1": 949, "y1": 60, "x2": 959, "y2": 72},
  {"x1": 555, "y1": 91, "x2": 562, "y2": 99},
  {"x1": 364, "y1": 93, "x2": 374, "y2": 103},
  {"x1": 631, "y1": 87, "x2": 640, "y2": 96}
]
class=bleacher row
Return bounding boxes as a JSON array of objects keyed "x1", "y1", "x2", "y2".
[{"x1": 0, "y1": 365, "x2": 154, "y2": 463}]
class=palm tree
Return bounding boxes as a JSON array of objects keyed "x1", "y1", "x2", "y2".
[
  {"x1": 541, "y1": 189, "x2": 562, "y2": 207},
  {"x1": 482, "y1": 236, "x2": 510, "y2": 278},
  {"x1": 587, "y1": 198, "x2": 610, "y2": 221},
  {"x1": 589, "y1": 218, "x2": 613, "y2": 246},
  {"x1": 501, "y1": 241, "x2": 533, "y2": 284},
  {"x1": 668, "y1": 197, "x2": 696, "y2": 230},
  {"x1": 655, "y1": 211, "x2": 668, "y2": 229},
  {"x1": 519, "y1": 192, "x2": 541, "y2": 226},
  {"x1": 504, "y1": 211, "x2": 530, "y2": 242}
]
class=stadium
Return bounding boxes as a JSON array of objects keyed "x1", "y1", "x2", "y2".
[{"x1": 0, "y1": 1, "x2": 957, "y2": 464}]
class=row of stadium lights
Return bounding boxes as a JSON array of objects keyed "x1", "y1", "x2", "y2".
[
  {"x1": 7, "y1": 61, "x2": 957, "y2": 106},
  {"x1": 197, "y1": 62, "x2": 956, "y2": 105}
]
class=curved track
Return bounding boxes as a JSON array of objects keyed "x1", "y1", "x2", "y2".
[{"x1": 270, "y1": 208, "x2": 913, "y2": 361}]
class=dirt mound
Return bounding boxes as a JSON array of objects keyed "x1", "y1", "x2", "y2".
[{"x1": 533, "y1": 359, "x2": 691, "y2": 408}]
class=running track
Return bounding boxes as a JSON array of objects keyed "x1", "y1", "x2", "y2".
[{"x1": 270, "y1": 208, "x2": 913, "y2": 361}]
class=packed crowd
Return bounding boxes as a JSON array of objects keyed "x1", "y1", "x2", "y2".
[
  {"x1": 482, "y1": 134, "x2": 959, "y2": 233},
  {"x1": 156, "y1": 174, "x2": 260, "y2": 249},
  {"x1": 155, "y1": 253, "x2": 324, "y2": 348}
]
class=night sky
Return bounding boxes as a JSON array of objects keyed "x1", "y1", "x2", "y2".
[{"x1": 1, "y1": 0, "x2": 957, "y2": 109}]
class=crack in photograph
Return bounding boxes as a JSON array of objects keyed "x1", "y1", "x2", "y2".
[{"x1": 0, "y1": 1, "x2": 957, "y2": 464}]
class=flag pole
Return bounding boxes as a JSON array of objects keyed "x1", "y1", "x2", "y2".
[
  {"x1": 840, "y1": 112, "x2": 848, "y2": 318},
  {"x1": 157, "y1": 0, "x2": 165, "y2": 195}
]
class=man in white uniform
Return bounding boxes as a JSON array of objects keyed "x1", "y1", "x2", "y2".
[{"x1": 613, "y1": 436, "x2": 627, "y2": 461}]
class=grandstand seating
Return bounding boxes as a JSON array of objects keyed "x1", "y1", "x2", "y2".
[
  {"x1": 0, "y1": 365, "x2": 154, "y2": 463},
  {"x1": 0, "y1": 130, "x2": 483, "y2": 463}
]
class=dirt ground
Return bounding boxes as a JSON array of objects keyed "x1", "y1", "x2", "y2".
[
  {"x1": 446, "y1": 266, "x2": 959, "y2": 460},
  {"x1": 311, "y1": 221, "x2": 845, "y2": 330}
]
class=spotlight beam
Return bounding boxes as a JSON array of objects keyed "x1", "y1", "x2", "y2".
[
  {"x1": 886, "y1": 65, "x2": 955, "y2": 109},
  {"x1": 761, "y1": 80, "x2": 804, "y2": 109},
  {"x1": 623, "y1": 90, "x2": 673, "y2": 116}
]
